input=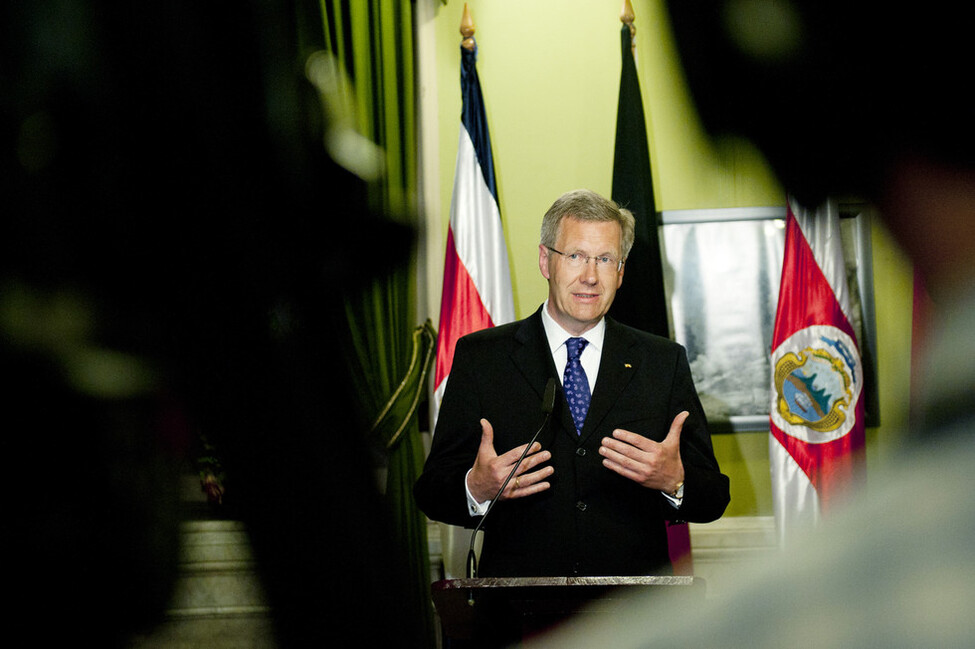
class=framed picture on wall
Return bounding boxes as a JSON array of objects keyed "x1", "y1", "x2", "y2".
[{"x1": 659, "y1": 205, "x2": 879, "y2": 433}]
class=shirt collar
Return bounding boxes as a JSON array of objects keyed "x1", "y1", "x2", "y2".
[{"x1": 540, "y1": 300, "x2": 606, "y2": 354}]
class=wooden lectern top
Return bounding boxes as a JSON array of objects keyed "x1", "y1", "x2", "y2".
[{"x1": 431, "y1": 575, "x2": 705, "y2": 646}]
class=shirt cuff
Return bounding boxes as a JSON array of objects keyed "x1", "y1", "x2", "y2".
[{"x1": 465, "y1": 468, "x2": 491, "y2": 516}]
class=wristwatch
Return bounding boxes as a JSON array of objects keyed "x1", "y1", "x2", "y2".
[{"x1": 668, "y1": 481, "x2": 685, "y2": 499}]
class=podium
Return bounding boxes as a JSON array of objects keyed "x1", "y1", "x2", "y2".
[{"x1": 431, "y1": 575, "x2": 705, "y2": 647}]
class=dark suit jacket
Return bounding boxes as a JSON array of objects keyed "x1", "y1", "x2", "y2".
[{"x1": 414, "y1": 307, "x2": 730, "y2": 577}]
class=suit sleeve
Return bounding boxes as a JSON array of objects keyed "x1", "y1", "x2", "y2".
[
  {"x1": 413, "y1": 336, "x2": 484, "y2": 528},
  {"x1": 665, "y1": 346, "x2": 730, "y2": 523}
]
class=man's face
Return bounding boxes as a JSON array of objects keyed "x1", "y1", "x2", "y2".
[{"x1": 539, "y1": 217, "x2": 624, "y2": 336}]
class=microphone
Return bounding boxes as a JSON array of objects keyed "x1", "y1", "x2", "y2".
[{"x1": 466, "y1": 378, "x2": 558, "y2": 586}]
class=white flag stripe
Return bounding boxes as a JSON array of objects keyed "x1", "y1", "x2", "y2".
[
  {"x1": 449, "y1": 128, "x2": 515, "y2": 326},
  {"x1": 433, "y1": 378, "x2": 447, "y2": 411},
  {"x1": 769, "y1": 436, "x2": 820, "y2": 544}
]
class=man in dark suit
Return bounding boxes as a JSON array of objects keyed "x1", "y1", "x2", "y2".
[{"x1": 415, "y1": 189, "x2": 729, "y2": 578}]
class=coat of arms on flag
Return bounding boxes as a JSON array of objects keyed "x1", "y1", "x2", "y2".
[{"x1": 772, "y1": 324, "x2": 863, "y2": 441}]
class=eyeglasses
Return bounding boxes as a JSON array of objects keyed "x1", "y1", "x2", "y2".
[{"x1": 545, "y1": 246, "x2": 624, "y2": 272}]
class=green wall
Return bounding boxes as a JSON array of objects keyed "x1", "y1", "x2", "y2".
[{"x1": 423, "y1": 0, "x2": 914, "y2": 516}]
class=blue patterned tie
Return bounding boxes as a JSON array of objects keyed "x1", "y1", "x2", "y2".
[{"x1": 564, "y1": 337, "x2": 591, "y2": 434}]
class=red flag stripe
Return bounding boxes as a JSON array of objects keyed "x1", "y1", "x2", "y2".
[
  {"x1": 434, "y1": 226, "x2": 496, "y2": 389},
  {"x1": 772, "y1": 215, "x2": 858, "y2": 347}
]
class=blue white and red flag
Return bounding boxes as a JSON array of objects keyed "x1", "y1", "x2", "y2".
[{"x1": 433, "y1": 38, "x2": 514, "y2": 429}]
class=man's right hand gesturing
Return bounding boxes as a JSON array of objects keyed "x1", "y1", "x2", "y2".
[{"x1": 466, "y1": 418, "x2": 554, "y2": 504}]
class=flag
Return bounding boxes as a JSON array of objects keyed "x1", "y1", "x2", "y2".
[
  {"x1": 609, "y1": 21, "x2": 691, "y2": 573},
  {"x1": 608, "y1": 23, "x2": 669, "y2": 338},
  {"x1": 769, "y1": 198, "x2": 866, "y2": 545},
  {"x1": 433, "y1": 39, "x2": 514, "y2": 419},
  {"x1": 432, "y1": 35, "x2": 514, "y2": 579}
]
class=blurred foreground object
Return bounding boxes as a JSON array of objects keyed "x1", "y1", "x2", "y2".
[{"x1": 2, "y1": 1, "x2": 419, "y2": 647}]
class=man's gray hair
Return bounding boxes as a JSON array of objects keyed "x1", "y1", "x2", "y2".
[{"x1": 540, "y1": 189, "x2": 636, "y2": 258}]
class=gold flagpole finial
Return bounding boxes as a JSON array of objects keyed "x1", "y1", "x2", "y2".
[
  {"x1": 620, "y1": 0, "x2": 637, "y2": 52},
  {"x1": 461, "y1": 3, "x2": 476, "y2": 51},
  {"x1": 620, "y1": 0, "x2": 636, "y2": 26}
]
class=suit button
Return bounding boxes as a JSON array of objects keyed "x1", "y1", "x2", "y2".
[
  {"x1": 576, "y1": 501, "x2": 587, "y2": 512},
  {"x1": 576, "y1": 447, "x2": 587, "y2": 457}
]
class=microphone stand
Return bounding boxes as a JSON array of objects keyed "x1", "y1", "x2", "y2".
[{"x1": 466, "y1": 379, "x2": 557, "y2": 605}]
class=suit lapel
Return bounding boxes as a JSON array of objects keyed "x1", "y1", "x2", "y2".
[
  {"x1": 511, "y1": 308, "x2": 560, "y2": 407},
  {"x1": 511, "y1": 308, "x2": 581, "y2": 444},
  {"x1": 579, "y1": 318, "x2": 640, "y2": 444}
]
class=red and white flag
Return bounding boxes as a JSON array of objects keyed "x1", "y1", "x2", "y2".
[
  {"x1": 433, "y1": 39, "x2": 514, "y2": 425},
  {"x1": 769, "y1": 198, "x2": 866, "y2": 544}
]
